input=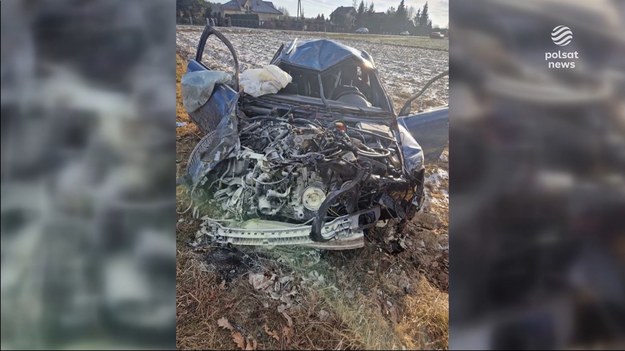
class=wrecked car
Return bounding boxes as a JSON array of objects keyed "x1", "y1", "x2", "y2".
[{"x1": 181, "y1": 25, "x2": 448, "y2": 249}]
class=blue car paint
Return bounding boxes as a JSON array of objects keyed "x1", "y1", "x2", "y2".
[
  {"x1": 398, "y1": 106, "x2": 449, "y2": 163},
  {"x1": 188, "y1": 53, "x2": 448, "y2": 166},
  {"x1": 186, "y1": 60, "x2": 239, "y2": 134},
  {"x1": 271, "y1": 38, "x2": 376, "y2": 71}
]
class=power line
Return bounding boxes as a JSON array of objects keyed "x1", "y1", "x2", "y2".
[
  {"x1": 300, "y1": 0, "x2": 335, "y2": 9},
  {"x1": 297, "y1": 0, "x2": 301, "y2": 20}
]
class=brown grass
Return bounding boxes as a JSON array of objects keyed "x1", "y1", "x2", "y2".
[
  {"x1": 176, "y1": 54, "x2": 199, "y2": 138},
  {"x1": 396, "y1": 278, "x2": 449, "y2": 350},
  {"x1": 176, "y1": 248, "x2": 364, "y2": 350}
]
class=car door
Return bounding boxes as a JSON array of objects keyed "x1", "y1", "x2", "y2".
[
  {"x1": 184, "y1": 25, "x2": 240, "y2": 135},
  {"x1": 398, "y1": 106, "x2": 449, "y2": 162}
]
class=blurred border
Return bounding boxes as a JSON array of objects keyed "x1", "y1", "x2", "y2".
[
  {"x1": 449, "y1": 0, "x2": 625, "y2": 349},
  {"x1": 1, "y1": 0, "x2": 176, "y2": 349}
]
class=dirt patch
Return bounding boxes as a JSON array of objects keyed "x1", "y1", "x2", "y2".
[
  {"x1": 177, "y1": 246, "x2": 365, "y2": 350},
  {"x1": 202, "y1": 247, "x2": 273, "y2": 283}
]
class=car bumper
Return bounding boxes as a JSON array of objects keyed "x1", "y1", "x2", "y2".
[{"x1": 197, "y1": 207, "x2": 385, "y2": 250}]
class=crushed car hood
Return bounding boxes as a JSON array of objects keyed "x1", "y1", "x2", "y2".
[
  {"x1": 271, "y1": 39, "x2": 376, "y2": 71},
  {"x1": 180, "y1": 25, "x2": 449, "y2": 248}
]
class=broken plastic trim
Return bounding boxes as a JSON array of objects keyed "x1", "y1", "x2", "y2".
[
  {"x1": 310, "y1": 169, "x2": 369, "y2": 242},
  {"x1": 199, "y1": 210, "x2": 382, "y2": 250},
  {"x1": 196, "y1": 25, "x2": 240, "y2": 92}
]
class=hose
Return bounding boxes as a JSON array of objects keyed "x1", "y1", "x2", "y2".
[
  {"x1": 355, "y1": 147, "x2": 391, "y2": 158},
  {"x1": 310, "y1": 169, "x2": 367, "y2": 242}
]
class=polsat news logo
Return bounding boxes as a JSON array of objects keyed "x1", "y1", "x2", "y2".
[
  {"x1": 545, "y1": 25, "x2": 578, "y2": 69},
  {"x1": 551, "y1": 25, "x2": 572, "y2": 46}
]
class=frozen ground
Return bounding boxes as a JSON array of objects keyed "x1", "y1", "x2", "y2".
[{"x1": 176, "y1": 25, "x2": 449, "y2": 112}]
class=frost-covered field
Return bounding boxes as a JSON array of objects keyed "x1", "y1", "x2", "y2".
[{"x1": 176, "y1": 26, "x2": 448, "y2": 112}]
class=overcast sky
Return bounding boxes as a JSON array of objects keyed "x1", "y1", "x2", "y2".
[{"x1": 218, "y1": 0, "x2": 449, "y2": 28}]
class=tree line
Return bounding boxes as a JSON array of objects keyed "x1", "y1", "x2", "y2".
[
  {"x1": 175, "y1": 0, "x2": 446, "y2": 36},
  {"x1": 176, "y1": 0, "x2": 217, "y2": 25},
  {"x1": 350, "y1": 0, "x2": 442, "y2": 35}
]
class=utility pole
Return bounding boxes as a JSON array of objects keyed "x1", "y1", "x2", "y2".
[{"x1": 297, "y1": 0, "x2": 301, "y2": 21}]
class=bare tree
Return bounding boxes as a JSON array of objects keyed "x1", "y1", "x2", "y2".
[
  {"x1": 407, "y1": 5, "x2": 416, "y2": 20},
  {"x1": 277, "y1": 6, "x2": 289, "y2": 18}
]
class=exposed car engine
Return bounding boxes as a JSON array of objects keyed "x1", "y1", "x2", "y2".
[
  {"x1": 182, "y1": 26, "x2": 446, "y2": 248},
  {"x1": 196, "y1": 109, "x2": 418, "y2": 227}
]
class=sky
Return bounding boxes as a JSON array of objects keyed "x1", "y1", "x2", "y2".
[{"x1": 217, "y1": 0, "x2": 449, "y2": 28}]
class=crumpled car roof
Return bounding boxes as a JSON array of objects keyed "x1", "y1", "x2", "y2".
[{"x1": 272, "y1": 39, "x2": 376, "y2": 72}]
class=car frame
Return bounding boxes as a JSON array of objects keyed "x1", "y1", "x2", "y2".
[
  {"x1": 182, "y1": 25, "x2": 448, "y2": 249},
  {"x1": 430, "y1": 31, "x2": 445, "y2": 39}
]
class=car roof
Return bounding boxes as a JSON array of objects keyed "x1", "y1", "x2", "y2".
[{"x1": 271, "y1": 38, "x2": 375, "y2": 72}]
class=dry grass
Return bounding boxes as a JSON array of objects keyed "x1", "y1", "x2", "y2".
[
  {"x1": 175, "y1": 226, "x2": 449, "y2": 349},
  {"x1": 176, "y1": 248, "x2": 365, "y2": 350},
  {"x1": 176, "y1": 54, "x2": 200, "y2": 139},
  {"x1": 176, "y1": 250, "x2": 226, "y2": 349},
  {"x1": 264, "y1": 243, "x2": 449, "y2": 349},
  {"x1": 319, "y1": 290, "x2": 405, "y2": 350},
  {"x1": 396, "y1": 278, "x2": 449, "y2": 350}
]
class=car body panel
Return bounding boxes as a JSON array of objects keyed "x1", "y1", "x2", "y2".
[
  {"x1": 271, "y1": 38, "x2": 376, "y2": 71},
  {"x1": 182, "y1": 25, "x2": 446, "y2": 247},
  {"x1": 399, "y1": 106, "x2": 449, "y2": 162}
]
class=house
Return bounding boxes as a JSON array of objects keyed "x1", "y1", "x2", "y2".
[
  {"x1": 210, "y1": 3, "x2": 223, "y2": 17},
  {"x1": 367, "y1": 12, "x2": 388, "y2": 34},
  {"x1": 221, "y1": 0, "x2": 282, "y2": 22},
  {"x1": 329, "y1": 6, "x2": 357, "y2": 31}
]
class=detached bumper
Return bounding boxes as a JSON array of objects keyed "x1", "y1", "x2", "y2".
[{"x1": 198, "y1": 209, "x2": 382, "y2": 250}]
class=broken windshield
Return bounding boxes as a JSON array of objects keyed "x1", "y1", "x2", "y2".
[{"x1": 275, "y1": 59, "x2": 386, "y2": 110}]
